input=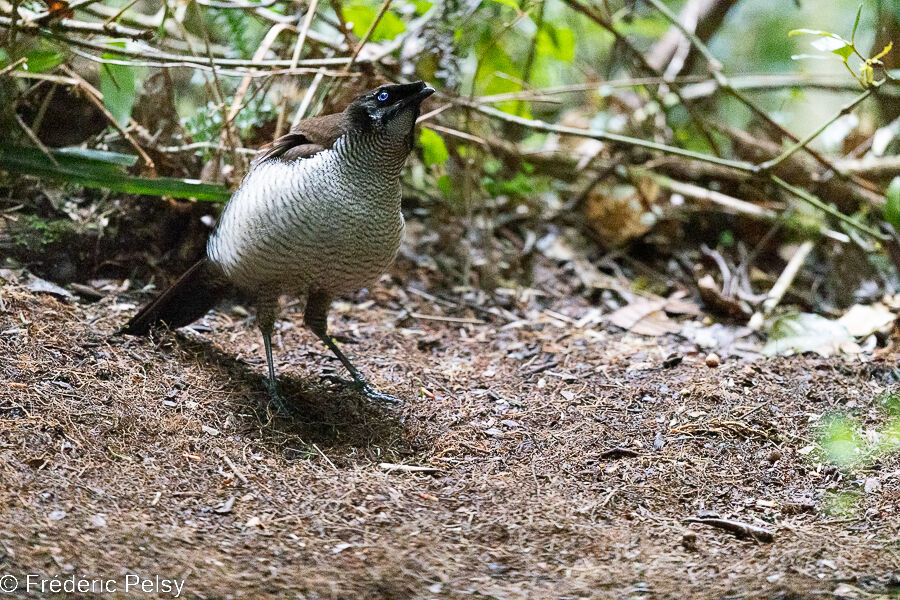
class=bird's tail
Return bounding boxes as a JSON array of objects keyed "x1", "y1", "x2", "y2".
[{"x1": 120, "y1": 258, "x2": 230, "y2": 336}]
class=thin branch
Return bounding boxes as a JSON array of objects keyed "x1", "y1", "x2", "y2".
[
  {"x1": 59, "y1": 65, "x2": 155, "y2": 170},
  {"x1": 757, "y1": 89, "x2": 874, "y2": 172},
  {"x1": 748, "y1": 240, "x2": 815, "y2": 329},
  {"x1": 770, "y1": 176, "x2": 886, "y2": 240},
  {"x1": 344, "y1": 0, "x2": 393, "y2": 73},
  {"x1": 13, "y1": 112, "x2": 59, "y2": 168},
  {"x1": 467, "y1": 101, "x2": 754, "y2": 172},
  {"x1": 0, "y1": 14, "x2": 153, "y2": 39}
]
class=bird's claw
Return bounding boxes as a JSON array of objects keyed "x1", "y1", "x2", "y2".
[
  {"x1": 264, "y1": 379, "x2": 288, "y2": 413},
  {"x1": 321, "y1": 374, "x2": 401, "y2": 404}
]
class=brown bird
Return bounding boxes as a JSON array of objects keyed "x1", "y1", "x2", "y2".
[{"x1": 121, "y1": 81, "x2": 435, "y2": 406}]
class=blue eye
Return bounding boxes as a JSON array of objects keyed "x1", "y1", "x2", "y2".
[{"x1": 377, "y1": 91, "x2": 389, "y2": 101}]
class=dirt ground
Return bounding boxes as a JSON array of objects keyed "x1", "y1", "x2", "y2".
[{"x1": 1, "y1": 276, "x2": 899, "y2": 600}]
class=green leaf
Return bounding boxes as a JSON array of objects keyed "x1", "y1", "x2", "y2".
[
  {"x1": 342, "y1": 3, "x2": 406, "y2": 41},
  {"x1": 23, "y1": 49, "x2": 64, "y2": 73},
  {"x1": 537, "y1": 24, "x2": 575, "y2": 62},
  {"x1": 763, "y1": 313, "x2": 857, "y2": 357},
  {"x1": 419, "y1": 128, "x2": 448, "y2": 165},
  {"x1": 831, "y1": 45, "x2": 855, "y2": 60},
  {"x1": 885, "y1": 176, "x2": 900, "y2": 228},
  {"x1": 56, "y1": 147, "x2": 139, "y2": 167},
  {"x1": 0, "y1": 145, "x2": 230, "y2": 202},
  {"x1": 850, "y1": 4, "x2": 862, "y2": 45},
  {"x1": 789, "y1": 28, "x2": 850, "y2": 41},
  {"x1": 99, "y1": 55, "x2": 137, "y2": 127}
]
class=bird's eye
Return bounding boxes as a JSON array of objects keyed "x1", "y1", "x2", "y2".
[{"x1": 377, "y1": 91, "x2": 389, "y2": 102}]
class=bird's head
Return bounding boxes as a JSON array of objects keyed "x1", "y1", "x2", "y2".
[{"x1": 345, "y1": 81, "x2": 434, "y2": 143}]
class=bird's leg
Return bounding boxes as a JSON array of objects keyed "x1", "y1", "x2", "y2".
[
  {"x1": 256, "y1": 299, "x2": 286, "y2": 411},
  {"x1": 305, "y1": 290, "x2": 400, "y2": 404}
]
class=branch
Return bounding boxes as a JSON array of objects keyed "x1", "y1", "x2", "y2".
[{"x1": 0, "y1": 13, "x2": 153, "y2": 40}]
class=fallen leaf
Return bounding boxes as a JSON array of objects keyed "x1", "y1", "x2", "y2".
[
  {"x1": 764, "y1": 313, "x2": 860, "y2": 357},
  {"x1": 838, "y1": 303, "x2": 895, "y2": 337}
]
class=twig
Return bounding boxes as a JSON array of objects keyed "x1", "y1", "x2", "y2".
[
  {"x1": 684, "y1": 515, "x2": 775, "y2": 542},
  {"x1": 468, "y1": 101, "x2": 754, "y2": 172},
  {"x1": 312, "y1": 443, "x2": 338, "y2": 471},
  {"x1": 748, "y1": 239, "x2": 815, "y2": 329},
  {"x1": 0, "y1": 14, "x2": 153, "y2": 40},
  {"x1": 13, "y1": 112, "x2": 59, "y2": 168},
  {"x1": 637, "y1": 168, "x2": 776, "y2": 220},
  {"x1": 835, "y1": 154, "x2": 900, "y2": 178},
  {"x1": 345, "y1": 0, "x2": 393, "y2": 72},
  {"x1": 59, "y1": 65, "x2": 155, "y2": 169},
  {"x1": 409, "y1": 312, "x2": 485, "y2": 325},
  {"x1": 102, "y1": 0, "x2": 141, "y2": 27},
  {"x1": 67, "y1": 47, "x2": 351, "y2": 78},
  {"x1": 0, "y1": 56, "x2": 26, "y2": 76},
  {"x1": 757, "y1": 89, "x2": 874, "y2": 172},
  {"x1": 770, "y1": 176, "x2": 886, "y2": 239},
  {"x1": 378, "y1": 462, "x2": 440, "y2": 473},
  {"x1": 156, "y1": 141, "x2": 258, "y2": 155},
  {"x1": 215, "y1": 449, "x2": 249, "y2": 484},
  {"x1": 290, "y1": 68, "x2": 326, "y2": 129}
]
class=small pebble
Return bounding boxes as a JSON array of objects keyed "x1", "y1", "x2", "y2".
[{"x1": 705, "y1": 353, "x2": 721, "y2": 368}]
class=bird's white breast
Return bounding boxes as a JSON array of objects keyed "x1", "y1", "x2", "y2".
[{"x1": 207, "y1": 134, "x2": 406, "y2": 296}]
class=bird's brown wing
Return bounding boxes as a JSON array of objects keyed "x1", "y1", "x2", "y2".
[{"x1": 252, "y1": 112, "x2": 347, "y2": 166}]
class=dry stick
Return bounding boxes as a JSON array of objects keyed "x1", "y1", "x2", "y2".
[
  {"x1": 747, "y1": 240, "x2": 815, "y2": 330},
  {"x1": 215, "y1": 449, "x2": 249, "y2": 484},
  {"x1": 59, "y1": 65, "x2": 154, "y2": 169},
  {"x1": 67, "y1": 48, "x2": 348, "y2": 78},
  {"x1": 290, "y1": 68, "x2": 326, "y2": 129},
  {"x1": 636, "y1": 168, "x2": 776, "y2": 220},
  {"x1": 39, "y1": 30, "x2": 382, "y2": 68},
  {"x1": 13, "y1": 112, "x2": 59, "y2": 167},
  {"x1": 771, "y1": 175, "x2": 885, "y2": 239},
  {"x1": 836, "y1": 154, "x2": 900, "y2": 178},
  {"x1": 274, "y1": 0, "x2": 320, "y2": 140},
  {"x1": 0, "y1": 56, "x2": 25, "y2": 76},
  {"x1": 0, "y1": 14, "x2": 152, "y2": 40},
  {"x1": 641, "y1": 0, "x2": 880, "y2": 195},
  {"x1": 478, "y1": 73, "x2": 900, "y2": 103},
  {"x1": 28, "y1": 81, "x2": 56, "y2": 135},
  {"x1": 101, "y1": 0, "x2": 141, "y2": 27}
]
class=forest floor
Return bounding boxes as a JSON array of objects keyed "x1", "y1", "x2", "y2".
[{"x1": 1, "y1": 274, "x2": 899, "y2": 600}]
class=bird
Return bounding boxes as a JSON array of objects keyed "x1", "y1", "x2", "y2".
[{"x1": 120, "y1": 80, "x2": 435, "y2": 406}]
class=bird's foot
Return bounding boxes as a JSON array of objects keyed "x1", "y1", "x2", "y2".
[
  {"x1": 321, "y1": 374, "x2": 401, "y2": 404},
  {"x1": 264, "y1": 379, "x2": 289, "y2": 414}
]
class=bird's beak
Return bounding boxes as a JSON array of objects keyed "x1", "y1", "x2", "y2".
[{"x1": 400, "y1": 83, "x2": 435, "y2": 109}]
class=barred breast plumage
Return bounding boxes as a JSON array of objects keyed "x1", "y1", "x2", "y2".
[{"x1": 207, "y1": 133, "x2": 407, "y2": 296}]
